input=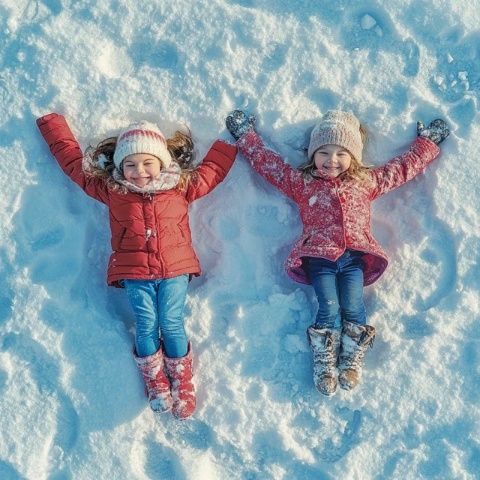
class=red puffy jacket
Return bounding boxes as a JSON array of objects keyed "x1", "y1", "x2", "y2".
[
  {"x1": 37, "y1": 113, "x2": 237, "y2": 287},
  {"x1": 237, "y1": 131, "x2": 440, "y2": 286}
]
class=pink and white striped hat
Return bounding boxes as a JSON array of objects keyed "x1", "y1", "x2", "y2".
[{"x1": 113, "y1": 121, "x2": 172, "y2": 169}]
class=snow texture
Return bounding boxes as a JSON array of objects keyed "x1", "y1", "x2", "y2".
[{"x1": 0, "y1": 1, "x2": 479, "y2": 479}]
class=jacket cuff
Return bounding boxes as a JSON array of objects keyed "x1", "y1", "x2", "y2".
[
  {"x1": 210, "y1": 139, "x2": 237, "y2": 158},
  {"x1": 36, "y1": 113, "x2": 70, "y2": 140},
  {"x1": 36, "y1": 112, "x2": 61, "y2": 127},
  {"x1": 236, "y1": 130, "x2": 259, "y2": 147},
  {"x1": 413, "y1": 136, "x2": 441, "y2": 158}
]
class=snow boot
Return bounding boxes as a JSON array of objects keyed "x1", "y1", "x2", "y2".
[
  {"x1": 164, "y1": 342, "x2": 196, "y2": 420},
  {"x1": 134, "y1": 348, "x2": 173, "y2": 413},
  {"x1": 307, "y1": 325, "x2": 341, "y2": 396},
  {"x1": 338, "y1": 320, "x2": 375, "y2": 391}
]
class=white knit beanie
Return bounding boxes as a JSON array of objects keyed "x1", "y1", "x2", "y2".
[
  {"x1": 113, "y1": 121, "x2": 172, "y2": 169},
  {"x1": 307, "y1": 110, "x2": 363, "y2": 162}
]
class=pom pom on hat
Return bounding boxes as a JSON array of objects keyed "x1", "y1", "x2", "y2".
[
  {"x1": 113, "y1": 121, "x2": 172, "y2": 169},
  {"x1": 308, "y1": 110, "x2": 363, "y2": 162}
]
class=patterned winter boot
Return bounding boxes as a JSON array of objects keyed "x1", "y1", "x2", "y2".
[
  {"x1": 307, "y1": 325, "x2": 341, "y2": 396},
  {"x1": 338, "y1": 321, "x2": 376, "y2": 391},
  {"x1": 164, "y1": 342, "x2": 196, "y2": 420},
  {"x1": 134, "y1": 348, "x2": 173, "y2": 413}
]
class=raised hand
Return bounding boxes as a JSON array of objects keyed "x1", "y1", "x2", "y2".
[
  {"x1": 417, "y1": 119, "x2": 450, "y2": 145},
  {"x1": 225, "y1": 110, "x2": 256, "y2": 140}
]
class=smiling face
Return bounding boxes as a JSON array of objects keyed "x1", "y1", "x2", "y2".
[
  {"x1": 313, "y1": 144, "x2": 352, "y2": 178},
  {"x1": 122, "y1": 153, "x2": 162, "y2": 187}
]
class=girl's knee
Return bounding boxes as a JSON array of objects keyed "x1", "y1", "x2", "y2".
[
  {"x1": 318, "y1": 297, "x2": 340, "y2": 316},
  {"x1": 161, "y1": 320, "x2": 186, "y2": 338}
]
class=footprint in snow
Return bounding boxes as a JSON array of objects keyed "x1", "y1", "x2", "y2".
[
  {"x1": 316, "y1": 409, "x2": 362, "y2": 463},
  {"x1": 0, "y1": 461, "x2": 27, "y2": 480},
  {"x1": 143, "y1": 439, "x2": 186, "y2": 480},
  {"x1": 1, "y1": 333, "x2": 80, "y2": 463},
  {"x1": 414, "y1": 219, "x2": 457, "y2": 312}
]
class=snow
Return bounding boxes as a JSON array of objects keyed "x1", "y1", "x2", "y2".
[{"x1": 1, "y1": 0, "x2": 479, "y2": 479}]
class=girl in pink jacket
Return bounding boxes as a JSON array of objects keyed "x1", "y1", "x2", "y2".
[{"x1": 226, "y1": 109, "x2": 449, "y2": 396}]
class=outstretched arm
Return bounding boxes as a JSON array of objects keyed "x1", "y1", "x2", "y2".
[
  {"x1": 226, "y1": 110, "x2": 301, "y2": 200},
  {"x1": 36, "y1": 113, "x2": 109, "y2": 203},
  {"x1": 185, "y1": 140, "x2": 237, "y2": 202},
  {"x1": 369, "y1": 119, "x2": 447, "y2": 199}
]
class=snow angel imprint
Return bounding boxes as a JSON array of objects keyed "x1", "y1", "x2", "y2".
[
  {"x1": 37, "y1": 114, "x2": 237, "y2": 418},
  {"x1": 226, "y1": 109, "x2": 449, "y2": 396}
]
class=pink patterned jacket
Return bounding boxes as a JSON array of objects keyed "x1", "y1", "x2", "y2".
[{"x1": 237, "y1": 131, "x2": 440, "y2": 286}]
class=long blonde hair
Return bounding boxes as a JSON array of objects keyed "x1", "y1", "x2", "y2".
[
  {"x1": 84, "y1": 129, "x2": 196, "y2": 193},
  {"x1": 299, "y1": 124, "x2": 372, "y2": 184}
]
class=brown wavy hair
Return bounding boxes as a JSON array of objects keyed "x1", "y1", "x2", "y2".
[
  {"x1": 299, "y1": 124, "x2": 372, "y2": 184},
  {"x1": 84, "y1": 129, "x2": 196, "y2": 193}
]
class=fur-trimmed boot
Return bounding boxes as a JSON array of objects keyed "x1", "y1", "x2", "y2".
[
  {"x1": 164, "y1": 342, "x2": 196, "y2": 420},
  {"x1": 134, "y1": 348, "x2": 173, "y2": 413},
  {"x1": 338, "y1": 321, "x2": 375, "y2": 391},
  {"x1": 307, "y1": 325, "x2": 341, "y2": 396}
]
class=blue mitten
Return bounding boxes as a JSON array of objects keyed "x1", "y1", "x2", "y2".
[
  {"x1": 225, "y1": 110, "x2": 256, "y2": 140},
  {"x1": 417, "y1": 119, "x2": 449, "y2": 145}
]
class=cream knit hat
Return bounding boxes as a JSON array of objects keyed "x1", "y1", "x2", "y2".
[
  {"x1": 307, "y1": 110, "x2": 363, "y2": 162},
  {"x1": 113, "y1": 121, "x2": 172, "y2": 169}
]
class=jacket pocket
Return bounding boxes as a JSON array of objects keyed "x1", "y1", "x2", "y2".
[
  {"x1": 363, "y1": 231, "x2": 375, "y2": 244},
  {"x1": 177, "y1": 223, "x2": 191, "y2": 244},
  {"x1": 301, "y1": 235, "x2": 311, "y2": 246},
  {"x1": 119, "y1": 227, "x2": 148, "y2": 251},
  {"x1": 111, "y1": 227, "x2": 126, "y2": 251},
  {"x1": 157, "y1": 223, "x2": 189, "y2": 247}
]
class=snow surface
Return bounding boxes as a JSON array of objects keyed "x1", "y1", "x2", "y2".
[{"x1": 1, "y1": 1, "x2": 479, "y2": 479}]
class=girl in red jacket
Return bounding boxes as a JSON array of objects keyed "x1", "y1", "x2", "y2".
[
  {"x1": 37, "y1": 114, "x2": 237, "y2": 418},
  {"x1": 226, "y1": 109, "x2": 448, "y2": 396}
]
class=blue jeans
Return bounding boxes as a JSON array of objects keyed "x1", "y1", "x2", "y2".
[
  {"x1": 123, "y1": 275, "x2": 189, "y2": 359},
  {"x1": 305, "y1": 250, "x2": 366, "y2": 329}
]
